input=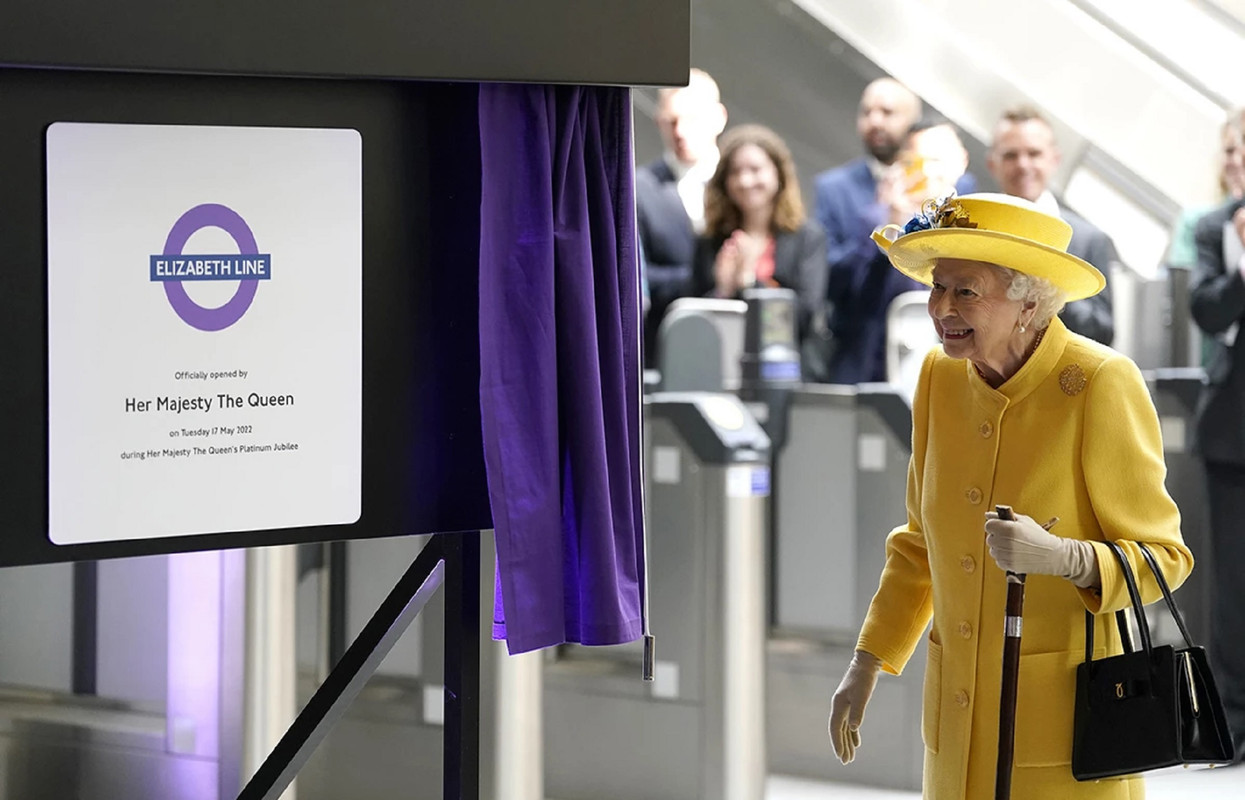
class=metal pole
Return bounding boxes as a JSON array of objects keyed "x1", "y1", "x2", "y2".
[
  {"x1": 443, "y1": 533, "x2": 481, "y2": 800},
  {"x1": 327, "y1": 541, "x2": 348, "y2": 670},
  {"x1": 71, "y1": 561, "x2": 98, "y2": 695},
  {"x1": 994, "y1": 504, "x2": 1025, "y2": 800},
  {"x1": 243, "y1": 546, "x2": 300, "y2": 800}
]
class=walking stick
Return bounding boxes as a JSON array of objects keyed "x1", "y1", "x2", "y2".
[{"x1": 993, "y1": 505, "x2": 1057, "y2": 800}]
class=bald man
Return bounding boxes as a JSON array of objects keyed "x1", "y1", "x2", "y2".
[
  {"x1": 636, "y1": 69, "x2": 728, "y2": 366},
  {"x1": 811, "y1": 80, "x2": 975, "y2": 382},
  {"x1": 822, "y1": 118, "x2": 974, "y2": 384},
  {"x1": 814, "y1": 79, "x2": 920, "y2": 274}
]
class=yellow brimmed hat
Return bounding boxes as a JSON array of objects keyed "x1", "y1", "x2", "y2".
[{"x1": 871, "y1": 192, "x2": 1106, "y2": 301}]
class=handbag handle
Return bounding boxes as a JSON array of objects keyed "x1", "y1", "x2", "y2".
[
  {"x1": 1084, "y1": 610, "x2": 1132, "y2": 659},
  {"x1": 1083, "y1": 541, "x2": 1193, "y2": 663},
  {"x1": 1136, "y1": 542, "x2": 1197, "y2": 651},
  {"x1": 1084, "y1": 540, "x2": 1152, "y2": 662}
]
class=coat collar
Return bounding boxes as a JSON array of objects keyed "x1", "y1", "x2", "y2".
[{"x1": 965, "y1": 315, "x2": 1069, "y2": 406}]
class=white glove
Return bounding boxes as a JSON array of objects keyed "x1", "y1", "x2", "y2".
[
  {"x1": 828, "y1": 650, "x2": 882, "y2": 764},
  {"x1": 984, "y1": 511, "x2": 1099, "y2": 587}
]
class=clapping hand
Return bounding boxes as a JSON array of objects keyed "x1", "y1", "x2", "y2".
[
  {"x1": 878, "y1": 162, "x2": 926, "y2": 226},
  {"x1": 713, "y1": 230, "x2": 767, "y2": 296}
]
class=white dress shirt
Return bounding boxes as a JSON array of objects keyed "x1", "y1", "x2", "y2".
[{"x1": 664, "y1": 149, "x2": 719, "y2": 234}]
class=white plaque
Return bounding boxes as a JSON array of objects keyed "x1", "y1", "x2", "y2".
[{"x1": 46, "y1": 122, "x2": 363, "y2": 544}]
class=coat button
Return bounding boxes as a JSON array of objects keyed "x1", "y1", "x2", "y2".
[
  {"x1": 958, "y1": 620, "x2": 973, "y2": 639},
  {"x1": 966, "y1": 487, "x2": 983, "y2": 504},
  {"x1": 961, "y1": 555, "x2": 976, "y2": 573},
  {"x1": 955, "y1": 690, "x2": 970, "y2": 708},
  {"x1": 979, "y1": 421, "x2": 994, "y2": 438}
]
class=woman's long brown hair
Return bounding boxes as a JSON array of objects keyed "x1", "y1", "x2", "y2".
[{"x1": 703, "y1": 123, "x2": 805, "y2": 239}]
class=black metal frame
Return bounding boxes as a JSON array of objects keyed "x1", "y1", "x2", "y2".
[
  {"x1": 237, "y1": 532, "x2": 481, "y2": 800},
  {"x1": 71, "y1": 561, "x2": 98, "y2": 696}
]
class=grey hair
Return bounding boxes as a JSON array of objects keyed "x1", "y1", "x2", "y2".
[{"x1": 989, "y1": 265, "x2": 1066, "y2": 328}]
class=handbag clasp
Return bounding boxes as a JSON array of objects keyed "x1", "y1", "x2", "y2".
[{"x1": 1183, "y1": 651, "x2": 1200, "y2": 717}]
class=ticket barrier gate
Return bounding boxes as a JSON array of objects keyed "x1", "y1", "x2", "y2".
[
  {"x1": 1148, "y1": 367, "x2": 1211, "y2": 645},
  {"x1": 656, "y1": 296, "x2": 925, "y2": 790},
  {"x1": 765, "y1": 382, "x2": 925, "y2": 791},
  {"x1": 543, "y1": 393, "x2": 770, "y2": 800},
  {"x1": 657, "y1": 298, "x2": 748, "y2": 393}
]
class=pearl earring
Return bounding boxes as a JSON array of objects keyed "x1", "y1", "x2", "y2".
[{"x1": 1020, "y1": 324, "x2": 1026, "y2": 333}]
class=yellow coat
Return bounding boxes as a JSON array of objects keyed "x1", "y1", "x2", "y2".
[{"x1": 857, "y1": 317, "x2": 1194, "y2": 800}]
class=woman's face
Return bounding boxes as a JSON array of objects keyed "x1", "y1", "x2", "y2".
[
  {"x1": 928, "y1": 259, "x2": 1027, "y2": 365},
  {"x1": 726, "y1": 143, "x2": 781, "y2": 216}
]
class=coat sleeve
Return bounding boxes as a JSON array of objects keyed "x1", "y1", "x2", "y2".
[
  {"x1": 815, "y1": 169, "x2": 886, "y2": 273},
  {"x1": 635, "y1": 167, "x2": 695, "y2": 314},
  {"x1": 690, "y1": 235, "x2": 722, "y2": 298},
  {"x1": 1059, "y1": 231, "x2": 1116, "y2": 345},
  {"x1": 792, "y1": 222, "x2": 829, "y2": 337},
  {"x1": 856, "y1": 349, "x2": 936, "y2": 675},
  {"x1": 1078, "y1": 354, "x2": 1194, "y2": 614},
  {"x1": 1190, "y1": 209, "x2": 1245, "y2": 335},
  {"x1": 813, "y1": 173, "x2": 851, "y2": 271}
]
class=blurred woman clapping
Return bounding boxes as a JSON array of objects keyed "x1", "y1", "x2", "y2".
[{"x1": 692, "y1": 124, "x2": 828, "y2": 350}]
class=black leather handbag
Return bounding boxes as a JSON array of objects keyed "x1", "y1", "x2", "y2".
[{"x1": 1071, "y1": 541, "x2": 1234, "y2": 780}]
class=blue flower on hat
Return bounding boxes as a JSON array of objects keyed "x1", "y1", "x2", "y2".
[{"x1": 903, "y1": 214, "x2": 933, "y2": 234}]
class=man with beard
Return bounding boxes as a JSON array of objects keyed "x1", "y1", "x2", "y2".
[
  {"x1": 814, "y1": 80, "x2": 922, "y2": 320},
  {"x1": 817, "y1": 116, "x2": 973, "y2": 384},
  {"x1": 812, "y1": 79, "x2": 975, "y2": 382}
]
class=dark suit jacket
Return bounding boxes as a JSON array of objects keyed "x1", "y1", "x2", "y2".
[
  {"x1": 813, "y1": 159, "x2": 880, "y2": 279},
  {"x1": 812, "y1": 159, "x2": 978, "y2": 383},
  {"x1": 636, "y1": 158, "x2": 695, "y2": 365},
  {"x1": 690, "y1": 222, "x2": 829, "y2": 342},
  {"x1": 1061, "y1": 206, "x2": 1117, "y2": 345},
  {"x1": 1190, "y1": 198, "x2": 1245, "y2": 465},
  {"x1": 812, "y1": 159, "x2": 980, "y2": 280}
]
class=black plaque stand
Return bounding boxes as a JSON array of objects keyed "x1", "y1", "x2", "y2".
[{"x1": 237, "y1": 533, "x2": 481, "y2": 800}]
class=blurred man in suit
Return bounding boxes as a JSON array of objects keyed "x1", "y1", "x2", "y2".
[
  {"x1": 813, "y1": 78, "x2": 922, "y2": 317},
  {"x1": 1190, "y1": 112, "x2": 1245, "y2": 759},
  {"x1": 635, "y1": 68, "x2": 728, "y2": 366},
  {"x1": 987, "y1": 105, "x2": 1116, "y2": 344},
  {"x1": 821, "y1": 116, "x2": 971, "y2": 383}
]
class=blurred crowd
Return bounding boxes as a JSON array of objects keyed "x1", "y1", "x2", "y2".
[{"x1": 637, "y1": 70, "x2": 1243, "y2": 383}]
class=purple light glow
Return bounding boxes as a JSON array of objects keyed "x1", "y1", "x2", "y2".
[{"x1": 166, "y1": 551, "x2": 223, "y2": 758}]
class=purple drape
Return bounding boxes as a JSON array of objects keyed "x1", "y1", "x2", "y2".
[{"x1": 477, "y1": 83, "x2": 646, "y2": 655}]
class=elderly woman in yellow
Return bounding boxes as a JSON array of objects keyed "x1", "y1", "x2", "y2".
[{"x1": 827, "y1": 193, "x2": 1193, "y2": 799}]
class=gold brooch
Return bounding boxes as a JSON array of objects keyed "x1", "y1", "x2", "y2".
[
  {"x1": 937, "y1": 203, "x2": 978, "y2": 229},
  {"x1": 922, "y1": 195, "x2": 979, "y2": 230},
  {"x1": 1059, "y1": 364, "x2": 1087, "y2": 396}
]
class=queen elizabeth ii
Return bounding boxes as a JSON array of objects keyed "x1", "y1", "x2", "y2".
[{"x1": 828, "y1": 193, "x2": 1193, "y2": 799}]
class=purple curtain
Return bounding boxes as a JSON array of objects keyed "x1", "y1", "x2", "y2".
[{"x1": 477, "y1": 83, "x2": 646, "y2": 655}]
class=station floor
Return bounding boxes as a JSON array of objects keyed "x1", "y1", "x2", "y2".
[
  {"x1": 3, "y1": 679, "x2": 1242, "y2": 799},
  {"x1": 765, "y1": 765, "x2": 1245, "y2": 799}
]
